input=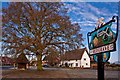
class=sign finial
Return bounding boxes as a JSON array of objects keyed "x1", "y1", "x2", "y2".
[{"x1": 96, "y1": 17, "x2": 105, "y2": 29}]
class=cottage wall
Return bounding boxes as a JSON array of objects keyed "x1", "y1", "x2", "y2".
[
  {"x1": 68, "y1": 60, "x2": 81, "y2": 67},
  {"x1": 81, "y1": 51, "x2": 90, "y2": 68}
]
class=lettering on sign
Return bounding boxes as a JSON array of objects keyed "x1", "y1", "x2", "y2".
[{"x1": 90, "y1": 43, "x2": 114, "y2": 55}]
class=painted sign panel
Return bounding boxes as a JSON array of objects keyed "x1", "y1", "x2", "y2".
[
  {"x1": 93, "y1": 52, "x2": 110, "y2": 62},
  {"x1": 87, "y1": 16, "x2": 118, "y2": 55}
]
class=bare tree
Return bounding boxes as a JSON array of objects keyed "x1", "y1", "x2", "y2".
[{"x1": 2, "y1": 2, "x2": 83, "y2": 70}]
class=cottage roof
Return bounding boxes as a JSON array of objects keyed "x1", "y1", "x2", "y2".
[
  {"x1": 16, "y1": 53, "x2": 29, "y2": 63},
  {"x1": 43, "y1": 54, "x2": 60, "y2": 63},
  {"x1": 60, "y1": 48, "x2": 88, "y2": 60}
]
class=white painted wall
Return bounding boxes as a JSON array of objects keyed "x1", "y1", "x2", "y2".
[
  {"x1": 68, "y1": 60, "x2": 81, "y2": 67},
  {"x1": 81, "y1": 51, "x2": 90, "y2": 68}
]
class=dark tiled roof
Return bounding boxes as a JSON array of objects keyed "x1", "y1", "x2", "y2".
[
  {"x1": 43, "y1": 54, "x2": 60, "y2": 62},
  {"x1": 60, "y1": 48, "x2": 87, "y2": 60},
  {"x1": 16, "y1": 53, "x2": 29, "y2": 63}
]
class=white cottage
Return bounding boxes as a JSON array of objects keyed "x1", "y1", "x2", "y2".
[{"x1": 60, "y1": 48, "x2": 90, "y2": 68}]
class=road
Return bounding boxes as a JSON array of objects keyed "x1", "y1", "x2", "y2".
[
  {"x1": 0, "y1": 66, "x2": 15, "y2": 70},
  {"x1": 43, "y1": 67, "x2": 119, "y2": 78},
  {"x1": 1, "y1": 67, "x2": 120, "y2": 79}
]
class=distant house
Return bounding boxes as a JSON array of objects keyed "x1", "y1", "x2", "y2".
[
  {"x1": 43, "y1": 54, "x2": 60, "y2": 67},
  {"x1": 60, "y1": 48, "x2": 90, "y2": 68},
  {"x1": 0, "y1": 56, "x2": 14, "y2": 66},
  {"x1": 30, "y1": 59, "x2": 37, "y2": 66},
  {"x1": 16, "y1": 53, "x2": 29, "y2": 70},
  {"x1": 30, "y1": 60, "x2": 51, "y2": 67}
]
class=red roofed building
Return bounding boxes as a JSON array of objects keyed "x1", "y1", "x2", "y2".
[{"x1": 0, "y1": 56, "x2": 14, "y2": 66}]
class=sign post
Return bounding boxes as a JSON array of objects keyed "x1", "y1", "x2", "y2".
[
  {"x1": 87, "y1": 16, "x2": 118, "y2": 80},
  {"x1": 97, "y1": 54, "x2": 104, "y2": 80}
]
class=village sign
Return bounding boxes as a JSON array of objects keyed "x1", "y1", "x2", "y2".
[
  {"x1": 87, "y1": 16, "x2": 118, "y2": 80},
  {"x1": 87, "y1": 16, "x2": 118, "y2": 56}
]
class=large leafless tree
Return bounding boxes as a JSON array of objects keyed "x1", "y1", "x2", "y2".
[{"x1": 2, "y1": 2, "x2": 83, "y2": 70}]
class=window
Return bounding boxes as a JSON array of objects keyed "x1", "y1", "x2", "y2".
[
  {"x1": 86, "y1": 63, "x2": 88, "y2": 65},
  {"x1": 70, "y1": 63, "x2": 73, "y2": 67},
  {"x1": 76, "y1": 63, "x2": 78, "y2": 67},
  {"x1": 84, "y1": 58, "x2": 86, "y2": 61}
]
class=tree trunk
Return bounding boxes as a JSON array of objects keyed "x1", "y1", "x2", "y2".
[{"x1": 36, "y1": 53, "x2": 43, "y2": 71}]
